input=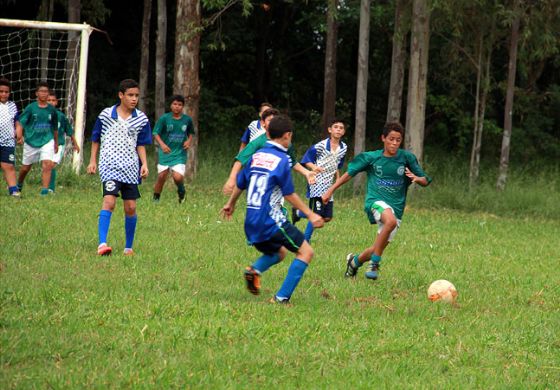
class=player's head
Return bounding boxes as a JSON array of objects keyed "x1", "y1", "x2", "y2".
[
  {"x1": 47, "y1": 91, "x2": 59, "y2": 107},
  {"x1": 0, "y1": 78, "x2": 10, "y2": 103},
  {"x1": 169, "y1": 95, "x2": 185, "y2": 115},
  {"x1": 261, "y1": 108, "x2": 279, "y2": 131},
  {"x1": 328, "y1": 118, "x2": 346, "y2": 139},
  {"x1": 36, "y1": 81, "x2": 50, "y2": 103},
  {"x1": 118, "y1": 79, "x2": 140, "y2": 111},
  {"x1": 258, "y1": 102, "x2": 273, "y2": 118},
  {"x1": 268, "y1": 114, "x2": 293, "y2": 145},
  {"x1": 381, "y1": 121, "x2": 404, "y2": 156}
]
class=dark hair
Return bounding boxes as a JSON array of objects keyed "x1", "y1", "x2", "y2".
[
  {"x1": 170, "y1": 94, "x2": 185, "y2": 105},
  {"x1": 0, "y1": 78, "x2": 10, "y2": 89},
  {"x1": 329, "y1": 118, "x2": 345, "y2": 127},
  {"x1": 36, "y1": 81, "x2": 50, "y2": 91},
  {"x1": 268, "y1": 114, "x2": 293, "y2": 139},
  {"x1": 259, "y1": 102, "x2": 273, "y2": 111},
  {"x1": 261, "y1": 108, "x2": 279, "y2": 122},
  {"x1": 383, "y1": 121, "x2": 404, "y2": 137},
  {"x1": 118, "y1": 79, "x2": 139, "y2": 93},
  {"x1": 48, "y1": 91, "x2": 58, "y2": 98}
]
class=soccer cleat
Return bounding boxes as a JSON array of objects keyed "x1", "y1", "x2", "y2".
[
  {"x1": 178, "y1": 191, "x2": 186, "y2": 204},
  {"x1": 97, "y1": 244, "x2": 112, "y2": 256},
  {"x1": 152, "y1": 193, "x2": 160, "y2": 203},
  {"x1": 365, "y1": 261, "x2": 381, "y2": 280},
  {"x1": 10, "y1": 191, "x2": 21, "y2": 198},
  {"x1": 123, "y1": 248, "x2": 134, "y2": 256},
  {"x1": 345, "y1": 253, "x2": 358, "y2": 278},
  {"x1": 269, "y1": 296, "x2": 291, "y2": 305},
  {"x1": 244, "y1": 266, "x2": 261, "y2": 295},
  {"x1": 291, "y1": 207, "x2": 301, "y2": 224}
]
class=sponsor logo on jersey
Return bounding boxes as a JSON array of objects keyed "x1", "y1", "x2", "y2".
[
  {"x1": 397, "y1": 166, "x2": 405, "y2": 175},
  {"x1": 181, "y1": 125, "x2": 187, "y2": 132},
  {"x1": 251, "y1": 152, "x2": 281, "y2": 171}
]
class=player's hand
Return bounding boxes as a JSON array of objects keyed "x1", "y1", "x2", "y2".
[
  {"x1": 87, "y1": 162, "x2": 96, "y2": 175},
  {"x1": 405, "y1": 168, "x2": 418, "y2": 183},
  {"x1": 220, "y1": 203, "x2": 235, "y2": 220},
  {"x1": 321, "y1": 189, "x2": 333, "y2": 204},
  {"x1": 305, "y1": 170, "x2": 317, "y2": 185},
  {"x1": 16, "y1": 135, "x2": 24, "y2": 145},
  {"x1": 162, "y1": 144, "x2": 171, "y2": 154},
  {"x1": 73, "y1": 143, "x2": 80, "y2": 153},
  {"x1": 183, "y1": 141, "x2": 191, "y2": 150},
  {"x1": 140, "y1": 164, "x2": 149, "y2": 178},
  {"x1": 312, "y1": 165, "x2": 324, "y2": 173},
  {"x1": 223, "y1": 178, "x2": 235, "y2": 195},
  {"x1": 309, "y1": 212, "x2": 324, "y2": 228},
  {"x1": 54, "y1": 144, "x2": 59, "y2": 154}
]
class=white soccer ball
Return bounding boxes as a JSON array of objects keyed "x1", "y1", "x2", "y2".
[{"x1": 427, "y1": 280, "x2": 458, "y2": 304}]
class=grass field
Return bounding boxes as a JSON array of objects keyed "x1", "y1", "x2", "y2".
[{"x1": 1, "y1": 155, "x2": 559, "y2": 388}]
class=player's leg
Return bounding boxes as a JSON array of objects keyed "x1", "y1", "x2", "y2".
[
  {"x1": 0, "y1": 146, "x2": 19, "y2": 196},
  {"x1": 304, "y1": 199, "x2": 332, "y2": 243},
  {"x1": 122, "y1": 183, "x2": 141, "y2": 255},
  {"x1": 273, "y1": 223, "x2": 311, "y2": 304},
  {"x1": 49, "y1": 144, "x2": 64, "y2": 192},
  {"x1": 153, "y1": 165, "x2": 169, "y2": 201},
  {"x1": 246, "y1": 243, "x2": 286, "y2": 295},
  {"x1": 171, "y1": 164, "x2": 186, "y2": 203},
  {"x1": 39, "y1": 141, "x2": 56, "y2": 195},
  {"x1": 97, "y1": 181, "x2": 119, "y2": 256},
  {"x1": 17, "y1": 143, "x2": 38, "y2": 190}
]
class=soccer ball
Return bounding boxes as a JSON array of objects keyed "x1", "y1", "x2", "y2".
[{"x1": 427, "y1": 280, "x2": 458, "y2": 304}]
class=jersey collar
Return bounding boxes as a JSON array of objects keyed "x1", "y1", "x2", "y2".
[
  {"x1": 111, "y1": 104, "x2": 138, "y2": 120},
  {"x1": 266, "y1": 140, "x2": 288, "y2": 152}
]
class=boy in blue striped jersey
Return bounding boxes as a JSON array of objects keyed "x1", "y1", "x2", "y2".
[
  {"x1": 0, "y1": 78, "x2": 21, "y2": 197},
  {"x1": 293, "y1": 119, "x2": 347, "y2": 242},
  {"x1": 87, "y1": 79, "x2": 152, "y2": 256},
  {"x1": 238, "y1": 102, "x2": 272, "y2": 151}
]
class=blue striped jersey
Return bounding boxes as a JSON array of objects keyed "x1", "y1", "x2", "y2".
[
  {"x1": 240, "y1": 119, "x2": 265, "y2": 144},
  {"x1": 301, "y1": 138, "x2": 347, "y2": 198},
  {"x1": 0, "y1": 101, "x2": 19, "y2": 147}
]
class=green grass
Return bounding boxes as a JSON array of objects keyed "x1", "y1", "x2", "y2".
[{"x1": 1, "y1": 153, "x2": 559, "y2": 388}]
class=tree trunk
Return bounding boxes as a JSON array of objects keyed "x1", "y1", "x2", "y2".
[
  {"x1": 138, "y1": 0, "x2": 152, "y2": 112},
  {"x1": 39, "y1": 0, "x2": 54, "y2": 81},
  {"x1": 405, "y1": 0, "x2": 430, "y2": 163},
  {"x1": 155, "y1": 0, "x2": 167, "y2": 119},
  {"x1": 469, "y1": 36, "x2": 483, "y2": 189},
  {"x1": 254, "y1": 5, "x2": 271, "y2": 105},
  {"x1": 386, "y1": 0, "x2": 409, "y2": 123},
  {"x1": 353, "y1": 0, "x2": 371, "y2": 193},
  {"x1": 174, "y1": 0, "x2": 201, "y2": 180},
  {"x1": 322, "y1": 0, "x2": 338, "y2": 136},
  {"x1": 65, "y1": 0, "x2": 80, "y2": 117},
  {"x1": 497, "y1": 6, "x2": 520, "y2": 191}
]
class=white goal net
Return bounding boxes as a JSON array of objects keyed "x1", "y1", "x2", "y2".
[{"x1": 0, "y1": 19, "x2": 92, "y2": 172}]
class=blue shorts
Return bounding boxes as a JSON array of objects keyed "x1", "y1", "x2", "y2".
[
  {"x1": 253, "y1": 222, "x2": 305, "y2": 255},
  {"x1": 0, "y1": 145, "x2": 16, "y2": 165},
  {"x1": 102, "y1": 180, "x2": 140, "y2": 200},
  {"x1": 309, "y1": 197, "x2": 333, "y2": 219}
]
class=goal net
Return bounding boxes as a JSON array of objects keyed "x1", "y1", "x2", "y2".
[{"x1": 0, "y1": 19, "x2": 92, "y2": 172}]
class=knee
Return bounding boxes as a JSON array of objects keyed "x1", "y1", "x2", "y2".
[
  {"x1": 324, "y1": 217, "x2": 332, "y2": 223},
  {"x1": 124, "y1": 204, "x2": 136, "y2": 216},
  {"x1": 385, "y1": 217, "x2": 398, "y2": 231}
]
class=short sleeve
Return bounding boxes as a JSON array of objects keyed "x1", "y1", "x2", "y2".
[
  {"x1": 236, "y1": 139, "x2": 259, "y2": 166},
  {"x1": 91, "y1": 117, "x2": 102, "y2": 142},
  {"x1": 287, "y1": 144, "x2": 298, "y2": 168},
  {"x1": 236, "y1": 160, "x2": 250, "y2": 190},
  {"x1": 300, "y1": 145, "x2": 317, "y2": 165},
  {"x1": 187, "y1": 116, "x2": 195, "y2": 136},
  {"x1": 278, "y1": 159, "x2": 295, "y2": 196},
  {"x1": 347, "y1": 152, "x2": 372, "y2": 177},
  {"x1": 152, "y1": 116, "x2": 165, "y2": 136},
  {"x1": 18, "y1": 105, "x2": 31, "y2": 127},
  {"x1": 137, "y1": 120, "x2": 152, "y2": 146}
]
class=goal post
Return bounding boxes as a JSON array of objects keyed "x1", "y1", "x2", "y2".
[{"x1": 0, "y1": 18, "x2": 93, "y2": 173}]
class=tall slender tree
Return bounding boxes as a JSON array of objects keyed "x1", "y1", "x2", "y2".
[
  {"x1": 353, "y1": 0, "x2": 371, "y2": 193},
  {"x1": 138, "y1": 0, "x2": 152, "y2": 112},
  {"x1": 155, "y1": 0, "x2": 167, "y2": 119},
  {"x1": 39, "y1": 0, "x2": 54, "y2": 81},
  {"x1": 322, "y1": 0, "x2": 338, "y2": 136},
  {"x1": 405, "y1": 0, "x2": 430, "y2": 163},
  {"x1": 386, "y1": 0, "x2": 409, "y2": 123},
  {"x1": 174, "y1": 0, "x2": 201, "y2": 180},
  {"x1": 497, "y1": 0, "x2": 521, "y2": 191}
]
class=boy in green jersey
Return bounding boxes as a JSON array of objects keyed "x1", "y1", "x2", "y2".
[
  {"x1": 16, "y1": 81, "x2": 58, "y2": 195},
  {"x1": 322, "y1": 122, "x2": 431, "y2": 280},
  {"x1": 47, "y1": 92, "x2": 80, "y2": 192},
  {"x1": 152, "y1": 95, "x2": 195, "y2": 203}
]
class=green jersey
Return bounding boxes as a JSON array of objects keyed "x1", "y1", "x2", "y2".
[
  {"x1": 347, "y1": 149, "x2": 431, "y2": 220},
  {"x1": 19, "y1": 101, "x2": 58, "y2": 148},
  {"x1": 236, "y1": 133, "x2": 298, "y2": 167},
  {"x1": 153, "y1": 112, "x2": 195, "y2": 166},
  {"x1": 54, "y1": 109, "x2": 73, "y2": 146}
]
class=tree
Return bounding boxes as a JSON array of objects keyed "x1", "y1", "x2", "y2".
[
  {"x1": 353, "y1": 0, "x2": 371, "y2": 193},
  {"x1": 138, "y1": 0, "x2": 152, "y2": 112},
  {"x1": 155, "y1": 0, "x2": 167, "y2": 119},
  {"x1": 405, "y1": 0, "x2": 430, "y2": 163},
  {"x1": 174, "y1": 0, "x2": 201, "y2": 180},
  {"x1": 322, "y1": 0, "x2": 338, "y2": 136},
  {"x1": 39, "y1": 0, "x2": 54, "y2": 81},
  {"x1": 497, "y1": 0, "x2": 521, "y2": 191},
  {"x1": 65, "y1": 0, "x2": 80, "y2": 115},
  {"x1": 386, "y1": 0, "x2": 409, "y2": 123}
]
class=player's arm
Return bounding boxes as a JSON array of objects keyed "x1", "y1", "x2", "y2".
[
  {"x1": 223, "y1": 160, "x2": 243, "y2": 195},
  {"x1": 137, "y1": 145, "x2": 149, "y2": 178},
  {"x1": 285, "y1": 192, "x2": 324, "y2": 228},
  {"x1": 153, "y1": 134, "x2": 171, "y2": 154},
  {"x1": 70, "y1": 135, "x2": 80, "y2": 153},
  {"x1": 87, "y1": 141, "x2": 99, "y2": 174},
  {"x1": 183, "y1": 133, "x2": 193, "y2": 150},
  {"x1": 221, "y1": 185, "x2": 243, "y2": 220},
  {"x1": 15, "y1": 121, "x2": 23, "y2": 144},
  {"x1": 292, "y1": 162, "x2": 317, "y2": 185},
  {"x1": 405, "y1": 168, "x2": 429, "y2": 186},
  {"x1": 322, "y1": 172, "x2": 352, "y2": 204}
]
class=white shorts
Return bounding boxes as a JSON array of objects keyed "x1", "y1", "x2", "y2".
[
  {"x1": 371, "y1": 200, "x2": 401, "y2": 242},
  {"x1": 22, "y1": 140, "x2": 55, "y2": 165},
  {"x1": 53, "y1": 144, "x2": 66, "y2": 164},
  {"x1": 157, "y1": 163, "x2": 186, "y2": 176}
]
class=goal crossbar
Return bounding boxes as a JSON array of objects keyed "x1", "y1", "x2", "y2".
[{"x1": 0, "y1": 18, "x2": 93, "y2": 173}]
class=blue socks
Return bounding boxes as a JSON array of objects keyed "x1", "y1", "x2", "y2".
[
  {"x1": 304, "y1": 221, "x2": 314, "y2": 242},
  {"x1": 8, "y1": 186, "x2": 18, "y2": 195},
  {"x1": 252, "y1": 253, "x2": 281, "y2": 274},
  {"x1": 276, "y1": 259, "x2": 308, "y2": 300},
  {"x1": 125, "y1": 214, "x2": 138, "y2": 250},
  {"x1": 98, "y1": 210, "x2": 112, "y2": 245}
]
